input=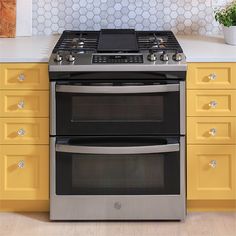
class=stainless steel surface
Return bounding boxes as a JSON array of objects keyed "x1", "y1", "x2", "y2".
[
  {"x1": 50, "y1": 82, "x2": 56, "y2": 136},
  {"x1": 49, "y1": 30, "x2": 186, "y2": 221},
  {"x1": 180, "y1": 81, "x2": 186, "y2": 136},
  {"x1": 50, "y1": 137, "x2": 186, "y2": 220},
  {"x1": 56, "y1": 143, "x2": 180, "y2": 154},
  {"x1": 49, "y1": 52, "x2": 187, "y2": 72},
  {"x1": 56, "y1": 84, "x2": 179, "y2": 94}
]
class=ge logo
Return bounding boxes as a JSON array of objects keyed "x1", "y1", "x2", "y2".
[{"x1": 114, "y1": 202, "x2": 122, "y2": 210}]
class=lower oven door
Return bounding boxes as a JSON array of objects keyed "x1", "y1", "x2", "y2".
[{"x1": 50, "y1": 137, "x2": 186, "y2": 220}]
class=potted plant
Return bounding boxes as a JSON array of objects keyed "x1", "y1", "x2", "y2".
[{"x1": 215, "y1": 1, "x2": 236, "y2": 45}]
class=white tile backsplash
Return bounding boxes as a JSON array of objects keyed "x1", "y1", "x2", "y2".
[{"x1": 32, "y1": 0, "x2": 234, "y2": 36}]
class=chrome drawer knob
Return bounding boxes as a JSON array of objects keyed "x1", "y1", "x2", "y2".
[
  {"x1": 209, "y1": 160, "x2": 217, "y2": 169},
  {"x1": 18, "y1": 160, "x2": 25, "y2": 169},
  {"x1": 17, "y1": 128, "x2": 26, "y2": 136},
  {"x1": 208, "y1": 73, "x2": 217, "y2": 81},
  {"x1": 18, "y1": 73, "x2": 25, "y2": 82},
  {"x1": 209, "y1": 128, "x2": 217, "y2": 136},
  {"x1": 209, "y1": 100, "x2": 218, "y2": 108},
  {"x1": 17, "y1": 100, "x2": 25, "y2": 109}
]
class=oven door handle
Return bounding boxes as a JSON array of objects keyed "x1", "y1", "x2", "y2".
[
  {"x1": 55, "y1": 143, "x2": 179, "y2": 154},
  {"x1": 56, "y1": 84, "x2": 179, "y2": 94}
]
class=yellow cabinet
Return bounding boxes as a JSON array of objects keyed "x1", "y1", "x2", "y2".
[
  {"x1": 0, "y1": 145, "x2": 49, "y2": 200},
  {"x1": 0, "y1": 118, "x2": 49, "y2": 144},
  {"x1": 187, "y1": 62, "x2": 236, "y2": 210},
  {"x1": 187, "y1": 90, "x2": 236, "y2": 116},
  {"x1": 187, "y1": 63, "x2": 236, "y2": 89},
  {"x1": 187, "y1": 145, "x2": 236, "y2": 200},
  {"x1": 0, "y1": 62, "x2": 49, "y2": 211},
  {"x1": 0, "y1": 63, "x2": 49, "y2": 90},
  {"x1": 0, "y1": 90, "x2": 49, "y2": 117},
  {"x1": 187, "y1": 117, "x2": 236, "y2": 144}
]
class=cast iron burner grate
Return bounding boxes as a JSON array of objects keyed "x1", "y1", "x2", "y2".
[
  {"x1": 53, "y1": 30, "x2": 99, "y2": 53},
  {"x1": 53, "y1": 30, "x2": 183, "y2": 54},
  {"x1": 137, "y1": 31, "x2": 183, "y2": 53}
]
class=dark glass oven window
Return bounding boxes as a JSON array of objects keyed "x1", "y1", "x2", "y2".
[
  {"x1": 72, "y1": 94, "x2": 163, "y2": 122},
  {"x1": 56, "y1": 152, "x2": 180, "y2": 195}
]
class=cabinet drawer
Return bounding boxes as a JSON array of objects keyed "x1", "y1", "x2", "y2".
[
  {"x1": 187, "y1": 63, "x2": 236, "y2": 89},
  {"x1": 0, "y1": 91, "x2": 49, "y2": 117},
  {"x1": 187, "y1": 117, "x2": 236, "y2": 144},
  {"x1": 0, "y1": 63, "x2": 49, "y2": 90},
  {"x1": 187, "y1": 90, "x2": 236, "y2": 116},
  {"x1": 0, "y1": 118, "x2": 49, "y2": 144},
  {"x1": 187, "y1": 145, "x2": 236, "y2": 200},
  {"x1": 0, "y1": 145, "x2": 49, "y2": 200}
]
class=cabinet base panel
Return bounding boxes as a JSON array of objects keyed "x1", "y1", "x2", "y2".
[
  {"x1": 188, "y1": 200, "x2": 236, "y2": 212},
  {"x1": 0, "y1": 200, "x2": 49, "y2": 212}
]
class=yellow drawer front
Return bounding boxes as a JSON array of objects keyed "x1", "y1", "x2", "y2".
[
  {"x1": 0, "y1": 91, "x2": 49, "y2": 117},
  {"x1": 187, "y1": 90, "x2": 236, "y2": 116},
  {"x1": 187, "y1": 117, "x2": 236, "y2": 144},
  {"x1": 0, "y1": 63, "x2": 49, "y2": 90},
  {"x1": 187, "y1": 63, "x2": 236, "y2": 89},
  {"x1": 0, "y1": 145, "x2": 49, "y2": 200},
  {"x1": 187, "y1": 145, "x2": 236, "y2": 200},
  {"x1": 0, "y1": 118, "x2": 49, "y2": 144}
]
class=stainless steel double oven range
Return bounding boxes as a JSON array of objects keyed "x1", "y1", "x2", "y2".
[{"x1": 49, "y1": 29, "x2": 187, "y2": 220}]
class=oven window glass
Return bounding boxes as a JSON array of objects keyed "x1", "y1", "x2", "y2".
[
  {"x1": 56, "y1": 151, "x2": 180, "y2": 195},
  {"x1": 72, "y1": 95, "x2": 163, "y2": 122},
  {"x1": 56, "y1": 91, "x2": 179, "y2": 135}
]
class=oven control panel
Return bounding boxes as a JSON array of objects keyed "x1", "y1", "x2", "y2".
[{"x1": 92, "y1": 55, "x2": 143, "y2": 64}]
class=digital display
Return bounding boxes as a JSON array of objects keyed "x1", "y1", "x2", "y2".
[{"x1": 92, "y1": 55, "x2": 143, "y2": 64}]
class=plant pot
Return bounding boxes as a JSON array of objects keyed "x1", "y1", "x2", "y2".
[{"x1": 223, "y1": 26, "x2": 236, "y2": 45}]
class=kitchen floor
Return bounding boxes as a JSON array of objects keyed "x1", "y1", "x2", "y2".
[{"x1": 0, "y1": 212, "x2": 235, "y2": 236}]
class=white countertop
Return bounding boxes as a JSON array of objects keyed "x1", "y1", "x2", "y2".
[
  {"x1": 0, "y1": 35, "x2": 59, "y2": 63},
  {"x1": 0, "y1": 34, "x2": 236, "y2": 63},
  {"x1": 177, "y1": 35, "x2": 236, "y2": 62}
]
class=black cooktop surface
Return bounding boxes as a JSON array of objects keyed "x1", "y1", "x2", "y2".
[{"x1": 53, "y1": 29, "x2": 183, "y2": 54}]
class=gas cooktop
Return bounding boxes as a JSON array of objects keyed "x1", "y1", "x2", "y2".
[{"x1": 49, "y1": 29, "x2": 186, "y2": 72}]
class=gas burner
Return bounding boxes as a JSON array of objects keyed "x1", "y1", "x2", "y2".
[
  {"x1": 77, "y1": 50, "x2": 85, "y2": 54},
  {"x1": 152, "y1": 44, "x2": 159, "y2": 49},
  {"x1": 155, "y1": 37, "x2": 165, "y2": 44},
  {"x1": 72, "y1": 38, "x2": 86, "y2": 49},
  {"x1": 78, "y1": 41, "x2": 85, "y2": 46}
]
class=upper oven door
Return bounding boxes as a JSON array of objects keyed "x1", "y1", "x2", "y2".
[
  {"x1": 50, "y1": 72, "x2": 185, "y2": 136},
  {"x1": 51, "y1": 81, "x2": 184, "y2": 136}
]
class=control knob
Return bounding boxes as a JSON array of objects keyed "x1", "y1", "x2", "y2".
[
  {"x1": 172, "y1": 51, "x2": 182, "y2": 62},
  {"x1": 147, "y1": 50, "x2": 157, "y2": 62},
  {"x1": 160, "y1": 52, "x2": 169, "y2": 62},
  {"x1": 54, "y1": 52, "x2": 62, "y2": 62},
  {"x1": 67, "y1": 53, "x2": 75, "y2": 62}
]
